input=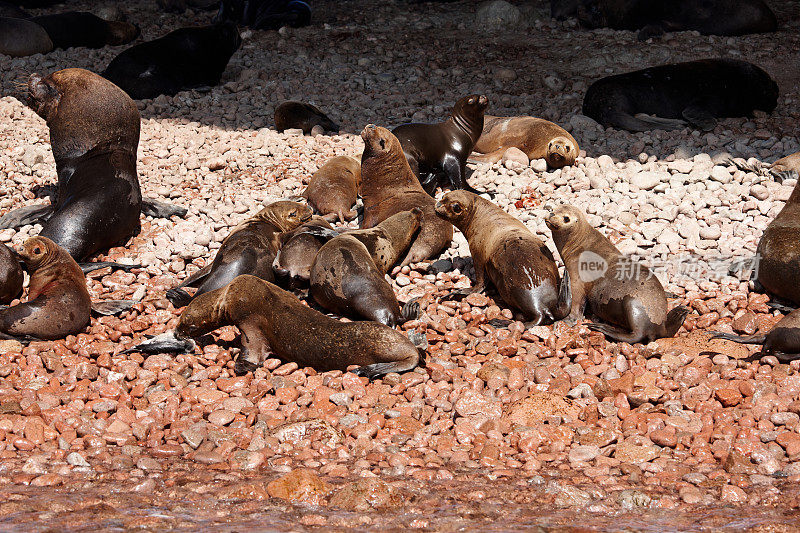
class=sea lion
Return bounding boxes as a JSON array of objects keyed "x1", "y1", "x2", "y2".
[
  {"x1": 0, "y1": 17, "x2": 53, "y2": 57},
  {"x1": 0, "y1": 69, "x2": 185, "y2": 262},
  {"x1": 392, "y1": 94, "x2": 488, "y2": 195},
  {"x1": 571, "y1": 0, "x2": 777, "y2": 39},
  {"x1": 273, "y1": 216, "x2": 335, "y2": 289},
  {"x1": 435, "y1": 191, "x2": 569, "y2": 325},
  {"x1": 712, "y1": 309, "x2": 800, "y2": 361},
  {"x1": 302, "y1": 156, "x2": 361, "y2": 223},
  {"x1": 583, "y1": 59, "x2": 779, "y2": 132},
  {"x1": 167, "y1": 200, "x2": 313, "y2": 307},
  {"x1": 274, "y1": 101, "x2": 339, "y2": 134},
  {"x1": 310, "y1": 209, "x2": 422, "y2": 327},
  {"x1": 0, "y1": 243, "x2": 23, "y2": 305},
  {"x1": 470, "y1": 115, "x2": 579, "y2": 169},
  {"x1": 102, "y1": 23, "x2": 241, "y2": 100},
  {"x1": 31, "y1": 12, "x2": 140, "y2": 50},
  {"x1": 134, "y1": 274, "x2": 424, "y2": 378},
  {"x1": 360, "y1": 125, "x2": 453, "y2": 266},
  {"x1": 755, "y1": 178, "x2": 800, "y2": 306},
  {"x1": 546, "y1": 205, "x2": 690, "y2": 343},
  {"x1": 0, "y1": 236, "x2": 91, "y2": 341},
  {"x1": 215, "y1": 0, "x2": 311, "y2": 30}
]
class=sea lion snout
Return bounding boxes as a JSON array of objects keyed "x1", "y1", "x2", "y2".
[{"x1": 27, "y1": 74, "x2": 55, "y2": 114}]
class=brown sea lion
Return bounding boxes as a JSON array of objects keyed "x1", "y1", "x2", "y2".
[
  {"x1": 167, "y1": 200, "x2": 312, "y2": 307},
  {"x1": 470, "y1": 115, "x2": 579, "y2": 169},
  {"x1": 392, "y1": 94, "x2": 488, "y2": 195},
  {"x1": 0, "y1": 17, "x2": 53, "y2": 57},
  {"x1": 583, "y1": 59, "x2": 778, "y2": 132},
  {"x1": 132, "y1": 274, "x2": 424, "y2": 378},
  {"x1": 302, "y1": 156, "x2": 361, "y2": 223},
  {"x1": 756, "y1": 177, "x2": 800, "y2": 306},
  {"x1": 0, "y1": 236, "x2": 91, "y2": 341},
  {"x1": 272, "y1": 216, "x2": 335, "y2": 289},
  {"x1": 360, "y1": 125, "x2": 453, "y2": 266},
  {"x1": 712, "y1": 309, "x2": 800, "y2": 361},
  {"x1": 0, "y1": 68, "x2": 186, "y2": 262},
  {"x1": 546, "y1": 205, "x2": 689, "y2": 343},
  {"x1": 0, "y1": 243, "x2": 23, "y2": 305},
  {"x1": 274, "y1": 101, "x2": 339, "y2": 134},
  {"x1": 310, "y1": 208, "x2": 422, "y2": 327},
  {"x1": 435, "y1": 191, "x2": 568, "y2": 325}
]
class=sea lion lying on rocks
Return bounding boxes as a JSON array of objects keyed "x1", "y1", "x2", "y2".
[
  {"x1": 302, "y1": 156, "x2": 361, "y2": 223},
  {"x1": 470, "y1": 115, "x2": 579, "y2": 169},
  {"x1": 274, "y1": 101, "x2": 339, "y2": 134}
]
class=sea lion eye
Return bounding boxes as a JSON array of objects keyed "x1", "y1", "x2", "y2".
[
  {"x1": 33, "y1": 247, "x2": 41, "y2": 254},
  {"x1": 563, "y1": 216, "x2": 570, "y2": 223},
  {"x1": 290, "y1": 210, "x2": 297, "y2": 218},
  {"x1": 452, "y1": 204, "x2": 462, "y2": 214},
  {"x1": 379, "y1": 139, "x2": 385, "y2": 149}
]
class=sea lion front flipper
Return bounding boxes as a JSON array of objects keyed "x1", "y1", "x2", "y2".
[
  {"x1": 441, "y1": 286, "x2": 484, "y2": 302},
  {"x1": 0, "y1": 204, "x2": 53, "y2": 230},
  {"x1": 586, "y1": 321, "x2": 645, "y2": 344},
  {"x1": 123, "y1": 331, "x2": 195, "y2": 355},
  {"x1": 174, "y1": 263, "x2": 214, "y2": 289},
  {"x1": 80, "y1": 261, "x2": 141, "y2": 274},
  {"x1": 709, "y1": 332, "x2": 767, "y2": 345},
  {"x1": 141, "y1": 198, "x2": 188, "y2": 219},
  {"x1": 400, "y1": 298, "x2": 421, "y2": 323},
  {"x1": 467, "y1": 149, "x2": 505, "y2": 164},
  {"x1": 294, "y1": 226, "x2": 341, "y2": 241},
  {"x1": 681, "y1": 105, "x2": 717, "y2": 131},
  {"x1": 166, "y1": 288, "x2": 194, "y2": 308},
  {"x1": 91, "y1": 299, "x2": 137, "y2": 316}
]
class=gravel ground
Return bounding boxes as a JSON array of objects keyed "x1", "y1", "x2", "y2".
[{"x1": 0, "y1": 0, "x2": 800, "y2": 530}]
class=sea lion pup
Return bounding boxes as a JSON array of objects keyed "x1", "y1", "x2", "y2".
[
  {"x1": 546, "y1": 205, "x2": 690, "y2": 343},
  {"x1": 573, "y1": 0, "x2": 776, "y2": 39},
  {"x1": 392, "y1": 94, "x2": 488, "y2": 195},
  {"x1": 273, "y1": 216, "x2": 335, "y2": 289},
  {"x1": 435, "y1": 191, "x2": 569, "y2": 325},
  {"x1": 0, "y1": 17, "x2": 53, "y2": 57},
  {"x1": 31, "y1": 12, "x2": 140, "y2": 50},
  {"x1": 102, "y1": 23, "x2": 242, "y2": 100},
  {"x1": 583, "y1": 59, "x2": 778, "y2": 132},
  {"x1": 470, "y1": 115, "x2": 579, "y2": 169},
  {"x1": 302, "y1": 156, "x2": 361, "y2": 223},
  {"x1": 274, "y1": 101, "x2": 339, "y2": 134},
  {"x1": 360, "y1": 125, "x2": 453, "y2": 266},
  {"x1": 134, "y1": 275, "x2": 424, "y2": 378},
  {"x1": 0, "y1": 69, "x2": 186, "y2": 262},
  {"x1": 167, "y1": 200, "x2": 313, "y2": 307},
  {"x1": 0, "y1": 237, "x2": 91, "y2": 341},
  {"x1": 0, "y1": 243, "x2": 23, "y2": 305},
  {"x1": 755, "y1": 176, "x2": 800, "y2": 307},
  {"x1": 712, "y1": 309, "x2": 800, "y2": 362},
  {"x1": 215, "y1": 0, "x2": 311, "y2": 30},
  {"x1": 310, "y1": 209, "x2": 422, "y2": 327}
]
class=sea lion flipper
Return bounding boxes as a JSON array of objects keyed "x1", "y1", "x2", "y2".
[
  {"x1": 123, "y1": 331, "x2": 195, "y2": 354},
  {"x1": 79, "y1": 261, "x2": 141, "y2": 274},
  {"x1": 166, "y1": 288, "x2": 194, "y2": 308},
  {"x1": 400, "y1": 298, "x2": 421, "y2": 323},
  {"x1": 174, "y1": 264, "x2": 214, "y2": 289},
  {"x1": 0, "y1": 204, "x2": 53, "y2": 230},
  {"x1": 351, "y1": 361, "x2": 415, "y2": 381},
  {"x1": 681, "y1": 105, "x2": 717, "y2": 131},
  {"x1": 772, "y1": 170, "x2": 799, "y2": 184},
  {"x1": 709, "y1": 332, "x2": 767, "y2": 345},
  {"x1": 767, "y1": 300, "x2": 798, "y2": 313},
  {"x1": 295, "y1": 226, "x2": 341, "y2": 241},
  {"x1": 91, "y1": 299, "x2": 136, "y2": 316},
  {"x1": 586, "y1": 322, "x2": 645, "y2": 344},
  {"x1": 141, "y1": 198, "x2": 188, "y2": 219},
  {"x1": 637, "y1": 24, "x2": 665, "y2": 41}
]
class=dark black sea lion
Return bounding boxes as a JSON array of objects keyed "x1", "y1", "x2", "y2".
[
  {"x1": 102, "y1": 23, "x2": 241, "y2": 100},
  {"x1": 0, "y1": 68, "x2": 186, "y2": 262},
  {"x1": 274, "y1": 101, "x2": 339, "y2": 134},
  {"x1": 582, "y1": 58, "x2": 778, "y2": 132},
  {"x1": 0, "y1": 16, "x2": 52, "y2": 57},
  {"x1": 215, "y1": 0, "x2": 311, "y2": 30},
  {"x1": 570, "y1": 0, "x2": 777, "y2": 39},
  {"x1": 31, "y1": 12, "x2": 140, "y2": 50},
  {"x1": 392, "y1": 94, "x2": 488, "y2": 196}
]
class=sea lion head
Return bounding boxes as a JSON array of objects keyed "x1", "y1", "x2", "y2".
[
  {"x1": 27, "y1": 68, "x2": 140, "y2": 160},
  {"x1": 104, "y1": 20, "x2": 141, "y2": 46},
  {"x1": 545, "y1": 204, "x2": 587, "y2": 248},
  {"x1": 361, "y1": 124, "x2": 401, "y2": 159},
  {"x1": 453, "y1": 94, "x2": 489, "y2": 123},
  {"x1": 546, "y1": 136, "x2": 577, "y2": 169},
  {"x1": 748, "y1": 65, "x2": 779, "y2": 113},
  {"x1": 17, "y1": 236, "x2": 61, "y2": 271},
  {"x1": 435, "y1": 190, "x2": 477, "y2": 225},
  {"x1": 255, "y1": 200, "x2": 313, "y2": 232}
]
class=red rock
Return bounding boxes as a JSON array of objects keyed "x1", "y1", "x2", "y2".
[
  {"x1": 266, "y1": 469, "x2": 330, "y2": 505},
  {"x1": 715, "y1": 388, "x2": 742, "y2": 407}
]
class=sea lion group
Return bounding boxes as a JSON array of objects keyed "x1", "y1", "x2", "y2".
[{"x1": 0, "y1": 0, "x2": 796, "y2": 381}]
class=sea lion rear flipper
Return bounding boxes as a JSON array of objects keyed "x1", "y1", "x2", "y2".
[
  {"x1": 0, "y1": 204, "x2": 53, "y2": 230},
  {"x1": 166, "y1": 288, "x2": 194, "y2": 308},
  {"x1": 0, "y1": 331, "x2": 41, "y2": 345},
  {"x1": 141, "y1": 198, "x2": 188, "y2": 219},
  {"x1": 617, "y1": 113, "x2": 686, "y2": 132},
  {"x1": 123, "y1": 331, "x2": 195, "y2": 355},
  {"x1": 586, "y1": 322, "x2": 645, "y2": 344},
  {"x1": 400, "y1": 298, "x2": 421, "y2": 323},
  {"x1": 91, "y1": 299, "x2": 136, "y2": 316},
  {"x1": 80, "y1": 261, "x2": 141, "y2": 274},
  {"x1": 467, "y1": 150, "x2": 505, "y2": 164},
  {"x1": 767, "y1": 300, "x2": 797, "y2": 313},
  {"x1": 709, "y1": 332, "x2": 767, "y2": 345},
  {"x1": 773, "y1": 170, "x2": 799, "y2": 184},
  {"x1": 441, "y1": 286, "x2": 483, "y2": 302},
  {"x1": 295, "y1": 226, "x2": 341, "y2": 241},
  {"x1": 681, "y1": 105, "x2": 717, "y2": 131}
]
